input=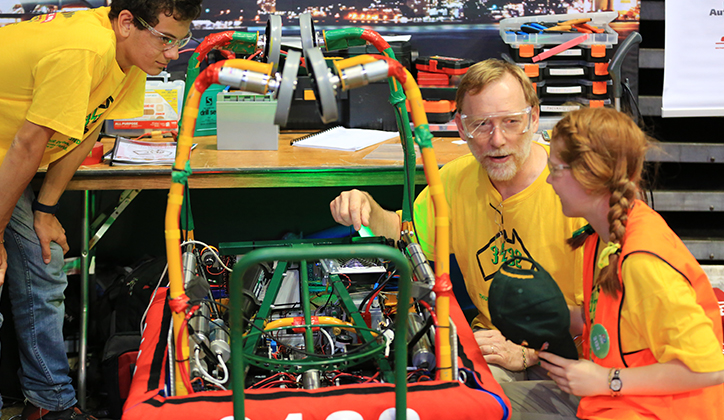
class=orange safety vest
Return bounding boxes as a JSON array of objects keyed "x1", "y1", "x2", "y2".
[{"x1": 578, "y1": 200, "x2": 724, "y2": 420}]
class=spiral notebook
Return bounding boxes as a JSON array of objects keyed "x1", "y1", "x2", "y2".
[{"x1": 290, "y1": 126, "x2": 399, "y2": 152}]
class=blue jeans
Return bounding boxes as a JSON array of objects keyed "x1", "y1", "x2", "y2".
[{"x1": 2, "y1": 186, "x2": 76, "y2": 411}]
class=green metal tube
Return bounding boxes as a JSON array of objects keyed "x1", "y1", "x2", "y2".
[
  {"x1": 299, "y1": 259, "x2": 316, "y2": 352},
  {"x1": 379, "y1": 46, "x2": 416, "y2": 225},
  {"x1": 230, "y1": 244, "x2": 412, "y2": 420}
]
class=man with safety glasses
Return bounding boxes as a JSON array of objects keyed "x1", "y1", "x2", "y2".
[
  {"x1": 0, "y1": 1, "x2": 201, "y2": 419},
  {"x1": 329, "y1": 59, "x2": 586, "y2": 383}
]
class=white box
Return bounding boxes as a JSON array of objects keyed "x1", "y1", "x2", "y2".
[{"x1": 216, "y1": 92, "x2": 278, "y2": 151}]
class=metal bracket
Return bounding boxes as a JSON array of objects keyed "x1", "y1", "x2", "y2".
[{"x1": 89, "y1": 189, "x2": 141, "y2": 249}]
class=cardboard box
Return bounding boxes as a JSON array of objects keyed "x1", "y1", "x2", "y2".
[{"x1": 105, "y1": 78, "x2": 185, "y2": 137}]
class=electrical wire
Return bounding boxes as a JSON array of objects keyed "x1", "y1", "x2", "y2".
[
  {"x1": 140, "y1": 262, "x2": 170, "y2": 334},
  {"x1": 193, "y1": 347, "x2": 227, "y2": 390},
  {"x1": 320, "y1": 328, "x2": 336, "y2": 355},
  {"x1": 175, "y1": 308, "x2": 196, "y2": 393},
  {"x1": 246, "y1": 49, "x2": 262, "y2": 60},
  {"x1": 416, "y1": 299, "x2": 439, "y2": 326},
  {"x1": 358, "y1": 269, "x2": 396, "y2": 311},
  {"x1": 181, "y1": 240, "x2": 234, "y2": 271},
  {"x1": 249, "y1": 372, "x2": 298, "y2": 389},
  {"x1": 364, "y1": 287, "x2": 382, "y2": 315},
  {"x1": 134, "y1": 130, "x2": 178, "y2": 141}
]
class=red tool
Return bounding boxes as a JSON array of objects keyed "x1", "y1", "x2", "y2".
[{"x1": 532, "y1": 34, "x2": 589, "y2": 63}]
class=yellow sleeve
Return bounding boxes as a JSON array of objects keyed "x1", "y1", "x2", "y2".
[
  {"x1": 103, "y1": 67, "x2": 146, "y2": 120},
  {"x1": 621, "y1": 253, "x2": 724, "y2": 373},
  {"x1": 27, "y1": 50, "x2": 98, "y2": 139}
]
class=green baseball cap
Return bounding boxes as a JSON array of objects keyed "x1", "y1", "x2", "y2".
[{"x1": 488, "y1": 256, "x2": 578, "y2": 360}]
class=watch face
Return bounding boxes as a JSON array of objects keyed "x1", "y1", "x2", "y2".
[{"x1": 611, "y1": 378, "x2": 622, "y2": 392}]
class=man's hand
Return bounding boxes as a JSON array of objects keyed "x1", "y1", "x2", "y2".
[
  {"x1": 539, "y1": 351, "x2": 608, "y2": 396},
  {"x1": 330, "y1": 189, "x2": 373, "y2": 231},
  {"x1": 33, "y1": 212, "x2": 69, "y2": 264},
  {"x1": 475, "y1": 329, "x2": 527, "y2": 371}
]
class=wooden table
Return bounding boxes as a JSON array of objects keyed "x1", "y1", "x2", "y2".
[{"x1": 52, "y1": 132, "x2": 470, "y2": 191}]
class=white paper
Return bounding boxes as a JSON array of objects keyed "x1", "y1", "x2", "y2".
[{"x1": 291, "y1": 127, "x2": 399, "y2": 152}]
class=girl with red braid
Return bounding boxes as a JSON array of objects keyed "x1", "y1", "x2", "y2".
[{"x1": 540, "y1": 106, "x2": 724, "y2": 419}]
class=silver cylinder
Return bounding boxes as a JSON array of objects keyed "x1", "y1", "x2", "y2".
[
  {"x1": 189, "y1": 304, "x2": 210, "y2": 358},
  {"x1": 340, "y1": 61, "x2": 390, "y2": 90},
  {"x1": 217, "y1": 67, "x2": 271, "y2": 94},
  {"x1": 406, "y1": 242, "x2": 435, "y2": 286},
  {"x1": 407, "y1": 313, "x2": 435, "y2": 370},
  {"x1": 182, "y1": 250, "x2": 196, "y2": 288},
  {"x1": 209, "y1": 319, "x2": 231, "y2": 362},
  {"x1": 189, "y1": 351, "x2": 207, "y2": 380},
  {"x1": 302, "y1": 369, "x2": 321, "y2": 389}
]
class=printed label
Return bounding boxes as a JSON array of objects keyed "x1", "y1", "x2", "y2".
[
  {"x1": 546, "y1": 86, "x2": 583, "y2": 94},
  {"x1": 549, "y1": 68, "x2": 585, "y2": 76},
  {"x1": 541, "y1": 105, "x2": 580, "y2": 112},
  {"x1": 544, "y1": 48, "x2": 582, "y2": 57}
]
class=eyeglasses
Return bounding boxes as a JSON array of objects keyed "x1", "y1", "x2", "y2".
[
  {"x1": 459, "y1": 106, "x2": 532, "y2": 141},
  {"x1": 547, "y1": 158, "x2": 571, "y2": 177},
  {"x1": 135, "y1": 16, "x2": 192, "y2": 51}
]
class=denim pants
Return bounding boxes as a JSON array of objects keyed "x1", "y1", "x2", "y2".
[{"x1": 2, "y1": 186, "x2": 76, "y2": 411}]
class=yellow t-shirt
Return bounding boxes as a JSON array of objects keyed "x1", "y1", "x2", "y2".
[
  {"x1": 413, "y1": 142, "x2": 586, "y2": 330},
  {"x1": 620, "y1": 252, "x2": 724, "y2": 372},
  {"x1": 0, "y1": 7, "x2": 145, "y2": 166}
]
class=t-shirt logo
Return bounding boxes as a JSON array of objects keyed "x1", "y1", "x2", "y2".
[{"x1": 476, "y1": 228, "x2": 533, "y2": 281}]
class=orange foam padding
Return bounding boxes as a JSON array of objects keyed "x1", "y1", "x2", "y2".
[
  {"x1": 595, "y1": 62, "x2": 609, "y2": 76},
  {"x1": 417, "y1": 71, "x2": 451, "y2": 87},
  {"x1": 592, "y1": 81, "x2": 607, "y2": 95},
  {"x1": 524, "y1": 64, "x2": 539, "y2": 78},
  {"x1": 591, "y1": 44, "x2": 606, "y2": 58},
  {"x1": 519, "y1": 44, "x2": 535, "y2": 58}
]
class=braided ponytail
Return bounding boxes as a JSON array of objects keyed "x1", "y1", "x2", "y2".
[
  {"x1": 596, "y1": 180, "x2": 637, "y2": 295},
  {"x1": 553, "y1": 107, "x2": 651, "y2": 297}
]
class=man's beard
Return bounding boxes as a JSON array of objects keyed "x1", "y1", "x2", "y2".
[{"x1": 472, "y1": 137, "x2": 533, "y2": 182}]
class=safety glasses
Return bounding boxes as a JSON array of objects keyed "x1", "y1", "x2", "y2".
[
  {"x1": 136, "y1": 16, "x2": 192, "y2": 51},
  {"x1": 547, "y1": 158, "x2": 571, "y2": 177},
  {"x1": 459, "y1": 106, "x2": 532, "y2": 140}
]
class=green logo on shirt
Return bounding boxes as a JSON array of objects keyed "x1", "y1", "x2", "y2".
[
  {"x1": 84, "y1": 95, "x2": 114, "y2": 134},
  {"x1": 476, "y1": 228, "x2": 533, "y2": 281}
]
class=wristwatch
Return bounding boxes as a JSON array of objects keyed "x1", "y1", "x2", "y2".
[{"x1": 608, "y1": 368, "x2": 622, "y2": 397}]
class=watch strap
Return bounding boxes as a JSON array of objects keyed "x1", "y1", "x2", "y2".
[{"x1": 32, "y1": 199, "x2": 59, "y2": 215}]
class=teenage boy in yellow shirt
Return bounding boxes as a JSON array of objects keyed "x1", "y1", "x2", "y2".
[{"x1": 0, "y1": 1, "x2": 201, "y2": 418}]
